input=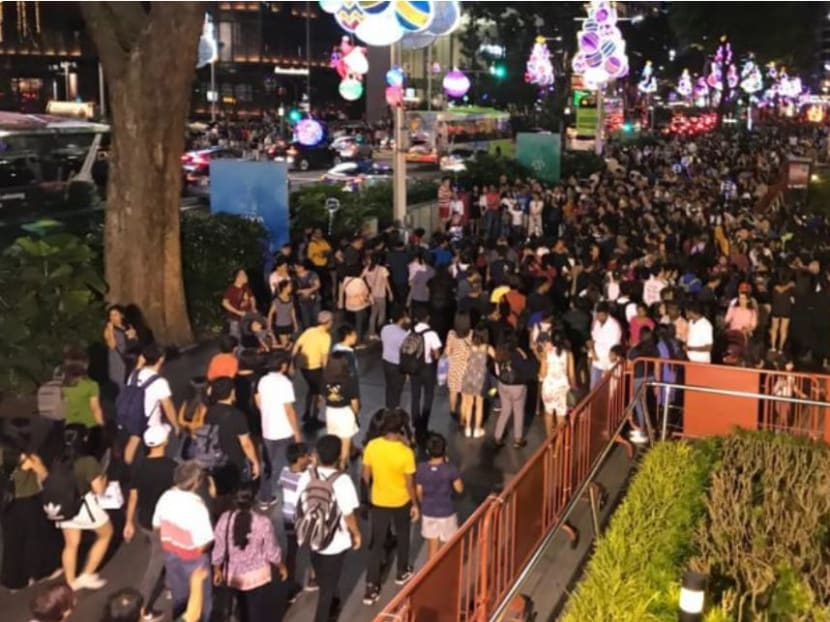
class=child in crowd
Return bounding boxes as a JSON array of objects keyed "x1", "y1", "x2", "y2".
[
  {"x1": 415, "y1": 433, "x2": 463, "y2": 560},
  {"x1": 279, "y1": 441, "x2": 316, "y2": 597}
]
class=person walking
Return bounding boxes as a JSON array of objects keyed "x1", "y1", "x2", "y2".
[
  {"x1": 460, "y1": 327, "x2": 490, "y2": 438},
  {"x1": 363, "y1": 253, "x2": 393, "y2": 340},
  {"x1": 292, "y1": 311, "x2": 333, "y2": 428},
  {"x1": 295, "y1": 435, "x2": 362, "y2": 622},
  {"x1": 294, "y1": 261, "x2": 322, "y2": 331},
  {"x1": 362, "y1": 409, "x2": 418, "y2": 605},
  {"x1": 415, "y1": 433, "x2": 463, "y2": 561},
  {"x1": 493, "y1": 333, "x2": 536, "y2": 448},
  {"x1": 339, "y1": 267, "x2": 372, "y2": 345},
  {"x1": 123, "y1": 424, "x2": 177, "y2": 622},
  {"x1": 323, "y1": 351, "x2": 361, "y2": 468},
  {"x1": 380, "y1": 307, "x2": 410, "y2": 409},
  {"x1": 588, "y1": 302, "x2": 622, "y2": 389},
  {"x1": 444, "y1": 313, "x2": 472, "y2": 420},
  {"x1": 212, "y1": 486, "x2": 288, "y2": 622},
  {"x1": 255, "y1": 352, "x2": 301, "y2": 508},
  {"x1": 402, "y1": 307, "x2": 442, "y2": 443},
  {"x1": 538, "y1": 333, "x2": 576, "y2": 437}
]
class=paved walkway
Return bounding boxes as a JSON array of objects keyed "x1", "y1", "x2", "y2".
[{"x1": 0, "y1": 342, "x2": 549, "y2": 622}]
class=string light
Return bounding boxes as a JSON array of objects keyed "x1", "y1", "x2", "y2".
[{"x1": 571, "y1": 0, "x2": 628, "y2": 90}]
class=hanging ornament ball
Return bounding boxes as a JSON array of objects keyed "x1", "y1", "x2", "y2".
[
  {"x1": 319, "y1": 0, "x2": 342, "y2": 14},
  {"x1": 432, "y1": 61, "x2": 442, "y2": 74},
  {"x1": 443, "y1": 68, "x2": 470, "y2": 98},
  {"x1": 386, "y1": 66, "x2": 405, "y2": 88},
  {"x1": 385, "y1": 86, "x2": 403, "y2": 106},
  {"x1": 604, "y1": 55, "x2": 622, "y2": 76},
  {"x1": 339, "y1": 78, "x2": 364, "y2": 101},
  {"x1": 572, "y1": 56, "x2": 587, "y2": 74},
  {"x1": 595, "y1": 5, "x2": 610, "y2": 22},
  {"x1": 354, "y1": 7, "x2": 403, "y2": 46},
  {"x1": 600, "y1": 38, "x2": 616, "y2": 58},
  {"x1": 580, "y1": 32, "x2": 600, "y2": 54},
  {"x1": 359, "y1": 0, "x2": 391, "y2": 15},
  {"x1": 586, "y1": 50, "x2": 603, "y2": 68},
  {"x1": 343, "y1": 47, "x2": 369, "y2": 75},
  {"x1": 395, "y1": 0, "x2": 435, "y2": 33},
  {"x1": 296, "y1": 119, "x2": 325, "y2": 146},
  {"x1": 335, "y1": 1, "x2": 367, "y2": 33}
]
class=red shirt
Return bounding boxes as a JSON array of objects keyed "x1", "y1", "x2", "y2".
[
  {"x1": 486, "y1": 191, "x2": 500, "y2": 212},
  {"x1": 223, "y1": 284, "x2": 255, "y2": 320}
]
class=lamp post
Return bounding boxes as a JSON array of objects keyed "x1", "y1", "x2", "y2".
[
  {"x1": 391, "y1": 41, "x2": 406, "y2": 226},
  {"x1": 210, "y1": 58, "x2": 216, "y2": 122},
  {"x1": 678, "y1": 570, "x2": 706, "y2": 622}
]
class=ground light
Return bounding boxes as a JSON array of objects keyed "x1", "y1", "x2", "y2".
[{"x1": 678, "y1": 570, "x2": 706, "y2": 621}]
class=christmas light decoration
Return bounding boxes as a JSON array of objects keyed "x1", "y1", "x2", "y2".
[
  {"x1": 676, "y1": 69, "x2": 693, "y2": 99},
  {"x1": 443, "y1": 68, "x2": 470, "y2": 98},
  {"x1": 385, "y1": 65, "x2": 404, "y2": 107},
  {"x1": 331, "y1": 37, "x2": 369, "y2": 102},
  {"x1": 571, "y1": 0, "x2": 628, "y2": 90},
  {"x1": 295, "y1": 119, "x2": 325, "y2": 146},
  {"x1": 525, "y1": 36, "x2": 555, "y2": 88},
  {"x1": 339, "y1": 77, "x2": 364, "y2": 101},
  {"x1": 638, "y1": 60, "x2": 657, "y2": 94},
  {"x1": 196, "y1": 13, "x2": 218, "y2": 69},
  {"x1": 740, "y1": 58, "x2": 763, "y2": 96},
  {"x1": 693, "y1": 77, "x2": 709, "y2": 108},
  {"x1": 706, "y1": 37, "x2": 738, "y2": 91},
  {"x1": 386, "y1": 66, "x2": 404, "y2": 88}
]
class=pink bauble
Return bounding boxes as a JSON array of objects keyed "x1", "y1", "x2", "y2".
[
  {"x1": 604, "y1": 55, "x2": 622, "y2": 75},
  {"x1": 586, "y1": 50, "x2": 603, "y2": 68},
  {"x1": 385, "y1": 86, "x2": 403, "y2": 106},
  {"x1": 443, "y1": 69, "x2": 470, "y2": 98},
  {"x1": 580, "y1": 32, "x2": 600, "y2": 54}
]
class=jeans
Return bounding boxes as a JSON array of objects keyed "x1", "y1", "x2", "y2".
[
  {"x1": 348, "y1": 307, "x2": 369, "y2": 341},
  {"x1": 260, "y1": 437, "x2": 293, "y2": 503},
  {"x1": 164, "y1": 553, "x2": 212, "y2": 622},
  {"x1": 590, "y1": 365, "x2": 605, "y2": 390},
  {"x1": 300, "y1": 368, "x2": 323, "y2": 421},
  {"x1": 410, "y1": 363, "x2": 437, "y2": 436},
  {"x1": 366, "y1": 503, "x2": 412, "y2": 586},
  {"x1": 368, "y1": 296, "x2": 387, "y2": 336},
  {"x1": 633, "y1": 376, "x2": 654, "y2": 429},
  {"x1": 138, "y1": 527, "x2": 165, "y2": 612},
  {"x1": 484, "y1": 209, "x2": 501, "y2": 241},
  {"x1": 495, "y1": 383, "x2": 527, "y2": 441},
  {"x1": 310, "y1": 551, "x2": 347, "y2": 622},
  {"x1": 383, "y1": 360, "x2": 406, "y2": 408},
  {"x1": 298, "y1": 299, "x2": 320, "y2": 331}
]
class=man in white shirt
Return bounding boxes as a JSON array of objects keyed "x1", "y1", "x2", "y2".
[
  {"x1": 408, "y1": 307, "x2": 443, "y2": 443},
  {"x1": 124, "y1": 344, "x2": 178, "y2": 464},
  {"x1": 255, "y1": 351, "x2": 302, "y2": 508},
  {"x1": 295, "y1": 435, "x2": 361, "y2": 622},
  {"x1": 685, "y1": 302, "x2": 713, "y2": 363},
  {"x1": 589, "y1": 302, "x2": 622, "y2": 388},
  {"x1": 152, "y1": 461, "x2": 214, "y2": 621},
  {"x1": 643, "y1": 266, "x2": 668, "y2": 308}
]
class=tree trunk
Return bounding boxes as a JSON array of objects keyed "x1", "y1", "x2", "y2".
[{"x1": 82, "y1": 3, "x2": 204, "y2": 345}]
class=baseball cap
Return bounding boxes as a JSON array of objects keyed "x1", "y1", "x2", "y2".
[
  {"x1": 318, "y1": 310, "x2": 333, "y2": 324},
  {"x1": 143, "y1": 424, "x2": 171, "y2": 448}
]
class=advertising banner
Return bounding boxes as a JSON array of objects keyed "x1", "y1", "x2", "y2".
[{"x1": 517, "y1": 132, "x2": 561, "y2": 183}]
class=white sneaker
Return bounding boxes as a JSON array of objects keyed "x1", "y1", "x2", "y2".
[
  {"x1": 465, "y1": 427, "x2": 472, "y2": 438},
  {"x1": 72, "y1": 573, "x2": 107, "y2": 591},
  {"x1": 629, "y1": 429, "x2": 648, "y2": 444},
  {"x1": 473, "y1": 428, "x2": 485, "y2": 439}
]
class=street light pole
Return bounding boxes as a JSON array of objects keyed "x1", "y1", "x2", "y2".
[
  {"x1": 391, "y1": 42, "x2": 406, "y2": 226},
  {"x1": 98, "y1": 62, "x2": 106, "y2": 118},
  {"x1": 595, "y1": 87, "x2": 604, "y2": 155},
  {"x1": 305, "y1": 0, "x2": 312, "y2": 109},
  {"x1": 63, "y1": 61, "x2": 70, "y2": 100},
  {"x1": 210, "y1": 59, "x2": 216, "y2": 122}
]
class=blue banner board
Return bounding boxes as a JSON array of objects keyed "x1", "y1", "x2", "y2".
[{"x1": 209, "y1": 160, "x2": 289, "y2": 252}]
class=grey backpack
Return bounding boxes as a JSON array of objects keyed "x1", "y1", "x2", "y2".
[{"x1": 295, "y1": 467, "x2": 343, "y2": 552}]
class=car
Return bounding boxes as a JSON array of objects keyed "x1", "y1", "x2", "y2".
[
  {"x1": 270, "y1": 141, "x2": 335, "y2": 171},
  {"x1": 321, "y1": 160, "x2": 393, "y2": 190},
  {"x1": 439, "y1": 148, "x2": 476, "y2": 173},
  {"x1": 180, "y1": 147, "x2": 245, "y2": 197},
  {"x1": 405, "y1": 141, "x2": 438, "y2": 164},
  {"x1": 330, "y1": 135, "x2": 373, "y2": 163}
]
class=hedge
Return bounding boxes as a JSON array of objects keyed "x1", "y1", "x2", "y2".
[{"x1": 561, "y1": 440, "x2": 718, "y2": 622}]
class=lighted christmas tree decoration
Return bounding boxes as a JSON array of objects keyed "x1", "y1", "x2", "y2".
[
  {"x1": 676, "y1": 69, "x2": 693, "y2": 99},
  {"x1": 571, "y1": 0, "x2": 628, "y2": 90},
  {"x1": 740, "y1": 58, "x2": 763, "y2": 96},
  {"x1": 525, "y1": 36, "x2": 555, "y2": 87},
  {"x1": 693, "y1": 76, "x2": 710, "y2": 108},
  {"x1": 706, "y1": 36, "x2": 737, "y2": 91},
  {"x1": 638, "y1": 60, "x2": 657, "y2": 94},
  {"x1": 443, "y1": 68, "x2": 470, "y2": 98}
]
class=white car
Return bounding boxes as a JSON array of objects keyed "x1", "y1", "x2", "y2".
[
  {"x1": 440, "y1": 148, "x2": 475, "y2": 173},
  {"x1": 321, "y1": 161, "x2": 393, "y2": 190}
]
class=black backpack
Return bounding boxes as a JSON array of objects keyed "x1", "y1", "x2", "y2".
[
  {"x1": 41, "y1": 458, "x2": 85, "y2": 522},
  {"x1": 116, "y1": 371, "x2": 161, "y2": 436},
  {"x1": 498, "y1": 358, "x2": 519, "y2": 384},
  {"x1": 191, "y1": 422, "x2": 228, "y2": 470},
  {"x1": 399, "y1": 327, "x2": 427, "y2": 375}
]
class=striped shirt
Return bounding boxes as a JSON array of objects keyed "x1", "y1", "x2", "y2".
[{"x1": 280, "y1": 466, "x2": 304, "y2": 524}]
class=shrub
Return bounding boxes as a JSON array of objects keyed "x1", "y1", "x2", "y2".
[
  {"x1": 0, "y1": 232, "x2": 106, "y2": 395},
  {"x1": 456, "y1": 153, "x2": 530, "y2": 189},
  {"x1": 561, "y1": 440, "x2": 719, "y2": 622},
  {"x1": 180, "y1": 211, "x2": 268, "y2": 334},
  {"x1": 561, "y1": 150, "x2": 605, "y2": 179},
  {"x1": 691, "y1": 432, "x2": 830, "y2": 621}
]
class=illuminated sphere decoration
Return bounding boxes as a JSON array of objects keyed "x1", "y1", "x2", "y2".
[
  {"x1": 296, "y1": 119, "x2": 325, "y2": 146},
  {"x1": 395, "y1": 0, "x2": 435, "y2": 33},
  {"x1": 443, "y1": 68, "x2": 470, "y2": 98},
  {"x1": 343, "y1": 47, "x2": 369, "y2": 75},
  {"x1": 385, "y1": 86, "x2": 403, "y2": 107},
  {"x1": 386, "y1": 66, "x2": 405, "y2": 88},
  {"x1": 339, "y1": 77, "x2": 364, "y2": 101},
  {"x1": 571, "y1": 0, "x2": 628, "y2": 90}
]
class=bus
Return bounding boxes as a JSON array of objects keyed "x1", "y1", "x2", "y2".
[{"x1": 405, "y1": 107, "x2": 513, "y2": 165}]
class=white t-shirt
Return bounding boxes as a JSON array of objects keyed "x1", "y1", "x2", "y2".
[
  {"x1": 257, "y1": 372, "x2": 296, "y2": 441},
  {"x1": 152, "y1": 488, "x2": 213, "y2": 559},
  {"x1": 591, "y1": 317, "x2": 622, "y2": 371},
  {"x1": 449, "y1": 199, "x2": 464, "y2": 216},
  {"x1": 413, "y1": 322, "x2": 443, "y2": 364},
  {"x1": 136, "y1": 367, "x2": 172, "y2": 428},
  {"x1": 295, "y1": 466, "x2": 359, "y2": 555},
  {"x1": 686, "y1": 317, "x2": 713, "y2": 363}
]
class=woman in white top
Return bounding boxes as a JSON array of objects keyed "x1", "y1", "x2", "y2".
[
  {"x1": 528, "y1": 193, "x2": 544, "y2": 237},
  {"x1": 339, "y1": 268, "x2": 372, "y2": 344},
  {"x1": 538, "y1": 332, "x2": 576, "y2": 437},
  {"x1": 362, "y1": 253, "x2": 393, "y2": 339}
]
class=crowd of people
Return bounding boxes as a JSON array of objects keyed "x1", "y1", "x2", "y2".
[{"x1": 3, "y1": 120, "x2": 830, "y2": 622}]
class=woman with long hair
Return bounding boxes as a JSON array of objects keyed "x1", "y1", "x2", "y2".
[
  {"x1": 323, "y1": 351, "x2": 361, "y2": 467},
  {"x1": 267, "y1": 279, "x2": 298, "y2": 349},
  {"x1": 445, "y1": 313, "x2": 472, "y2": 420},
  {"x1": 212, "y1": 485, "x2": 288, "y2": 622},
  {"x1": 493, "y1": 332, "x2": 534, "y2": 448},
  {"x1": 103, "y1": 305, "x2": 138, "y2": 389},
  {"x1": 363, "y1": 252, "x2": 393, "y2": 339},
  {"x1": 538, "y1": 332, "x2": 576, "y2": 437},
  {"x1": 769, "y1": 267, "x2": 795, "y2": 354},
  {"x1": 460, "y1": 327, "x2": 491, "y2": 438}
]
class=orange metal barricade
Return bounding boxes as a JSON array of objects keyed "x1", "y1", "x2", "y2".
[{"x1": 375, "y1": 364, "x2": 628, "y2": 622}]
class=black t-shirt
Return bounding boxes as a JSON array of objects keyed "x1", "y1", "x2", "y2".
[
  {"x1": 325, "y1": 376, "x2": 358, "y2": 408},
  {"x1": 129, "y1": 456, "x2": 176, "y2": 530},
  {"x1": 204, "y1": 403, "x2": 250, "y2": 471}
]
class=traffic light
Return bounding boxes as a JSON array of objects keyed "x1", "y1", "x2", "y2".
[
  {"x1": 622, "y1": 121, "x2": 634, "y2": 133},
  {"x1": 490, "y1": 63, "x2": 507, "y2": 80},
  {"x1": 287, "y1": 108, "x2": 302, "y2": 123}
]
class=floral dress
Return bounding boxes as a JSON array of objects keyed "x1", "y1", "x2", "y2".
[
  {"x1": 541, "y1": 349, "x2": 570, "y2": 415},
  {"x1": 446, "y1": 330, "x2": 471, "y2": 394},
  {"x1": 461, "y1": 346, "x2": 488, "y2": 396}
]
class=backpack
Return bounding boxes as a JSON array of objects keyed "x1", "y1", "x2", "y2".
[
  {"x1": 37, "y1": 378, "x2": 66, "y2": 422},
  {"x1": 191, "y1": 422, "x2": 228, "y2": 470},
  {"x1": 399, "y1": 327, "x2": 427, "y2": 375},
  {"x1": 295, "y1": 467, "x2": 343, "y2": 552},
  {"x1": 41, "y1": 458, "x2": 85, "y2": 522},
  {"x1": 116, "y1": 371, "x2": 161, "y2": 436},
  {"x1": 497, "y1": 358, "x2": 519, "y2": 384}
]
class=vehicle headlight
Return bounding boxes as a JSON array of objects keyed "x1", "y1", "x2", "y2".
[{"x1": 287, "y1": 156, "x2": 294, "y2": 163}]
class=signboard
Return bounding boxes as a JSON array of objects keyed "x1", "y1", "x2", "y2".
[
  {"x1": 786, "y1": 157, "x2": 811, "y2": 189},
  {"x1": 576, "y1": 106, "x2": 598, "y2": 136},
  {"x1": 210, "y1": 160, "x2": 290, "y2": 251},
  {"x1": 516, "y1": 132, "x2": 561, "y2": 183}
]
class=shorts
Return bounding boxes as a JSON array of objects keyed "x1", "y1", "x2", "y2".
[
  {"x1": 326, "y1": 405, "x2": 359, "y2": 439},
  {"x1": 275, "y1": 325, "x2": 294, "y2": 336},
  {"x1": 421, "y1": 514, "x2": 458, "y2": 543},
  {"x1": 57, "y1": 492, "x2": 110, "y2": 530}
]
